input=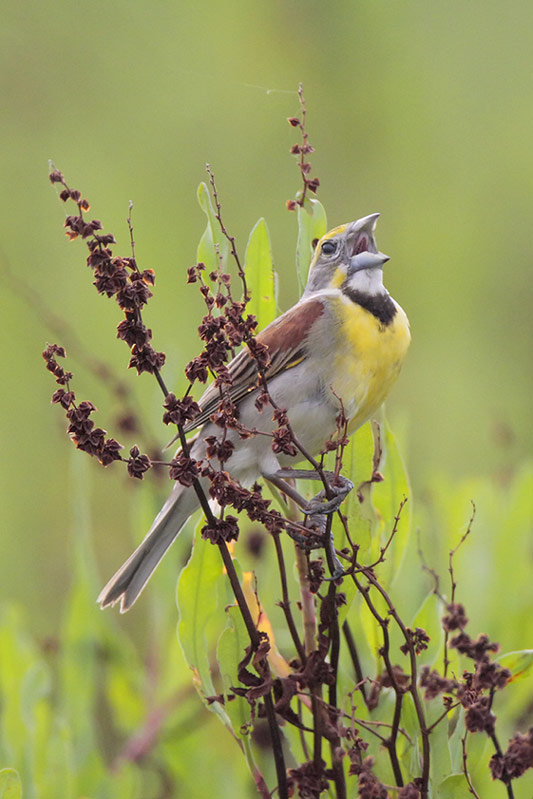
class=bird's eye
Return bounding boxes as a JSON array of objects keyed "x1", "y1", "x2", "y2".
[{"x1": 321, "y1": 240, "x2": 337, "y2": 255}]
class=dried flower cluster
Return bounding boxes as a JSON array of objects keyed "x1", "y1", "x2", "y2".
[
  {"x1": 43, "y1": 343, "x2": 123, "y2": 466},
  {"x1": 490, "y1": 728, "x2": 533, "y2": 783},
  {"x1": 420, "y1": 601, "x2": 512, "y2": 738},
  {"x1": 286, "y1": 83, "x2": 320, "y2": 211},
  {"x1": 49, "y1": 169, "x2": 164, "y2": 377}
]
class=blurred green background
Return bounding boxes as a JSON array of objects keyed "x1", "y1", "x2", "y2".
[{"x1": 1, "y1": 1, "x2": 532, "y2": 795}]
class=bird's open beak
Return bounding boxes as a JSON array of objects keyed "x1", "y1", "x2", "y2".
[
  {"x1": 346, "y1": 213, "x2": 381, "y2": 257},
  {"x1": 348, "y1": 251, "x2": 390, "y2": 275},
  {"x1": 351, "y1": 213, "x2": 380, "y2": 233}
]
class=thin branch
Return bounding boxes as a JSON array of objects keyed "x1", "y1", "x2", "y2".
[
  {"x1": 365, "y1": 496, "x2": 408, "y2": 570},
  {"x1": 444, "y1": 501, "x2": 476, "y2": 677},
  {"x1": 326, "y1": 578, "x2": 346, "y2": 799},
  {"x1": 448, "y1": 501, "x2": 477, "y2": 605},
  {"x1": 205, "y1": 164, "x2": 248, "y2": 301},
  {"x1": 426, "y1": 701, "x2": 460, "y2": 733},
  {"x1": 462, "y1": 734, "x2": 482, "y2": 799},
  {"x1": 342, "y1": 621, "x2": 369, "y2": 708},
  {"x1": 416, "y1": 529, "x2": 444, "y2": 600},
  {"x1": 348, "y1": 569, "x2": 404, "y2": 788},
  {"x1": 272, "y1": 533, "x2": 306, "y2": 663}
]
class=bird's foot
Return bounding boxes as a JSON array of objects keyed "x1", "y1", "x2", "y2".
[{"x1": 303, "y1": 475, "x2": 354, "y2": 516}]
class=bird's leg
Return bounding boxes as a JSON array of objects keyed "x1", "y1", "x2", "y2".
[
  {"x1": 264, "y1": 469, "x2": 350, "y2": 579},
  {"x1": 265, "y1": 473, "x2": 322, "y2": 548},
  {"x1": 264, "y1": 471, "x2": 311, "y2": 511},
  {"x1": 273, "y1": 468, "x2": 354, "y2": 516}
]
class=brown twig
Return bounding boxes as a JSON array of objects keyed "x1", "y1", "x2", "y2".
[
  {"x1": 205, "y1": 164, "x2": 248, "y2": 301},
  {"x1": 272, "y1": 533, "x2": 306, "y2": 663},
  {"x1": 462, "y1": 733, "x2": 482, "y2": 799},
  {"x1": 444, "y1": 501, "x2": 476, "y2": 677}
]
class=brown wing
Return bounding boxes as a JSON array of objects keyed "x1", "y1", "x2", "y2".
[{"x1": 182, "y1": 298, "x2": 325, "y2": 433}]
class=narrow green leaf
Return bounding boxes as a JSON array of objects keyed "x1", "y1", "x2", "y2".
[
  {"x1": 398, "y1": 692, "x2": 421, "y2": 781},
  {"x1": 59, "y1": 453, "x2": 103, "y2": 786},
  {"x1": 39, "y1": 720, "x2": 76, "y2": 799},
  {"x1": 332, "y1": 421, "x2": 376, "y2": 560},
  {"x1": 371, "y1": 417, "x2": 411, "y2": 589},
  {"x1": 295, "y1": 198, "x2": 327, "y2": 292},
  {"x1": 196, "y1": 181, "x2": 229, "y2": 270},
  {"x1": 333, "y1": 421, "x2": 380, "y2": 628},
  {"x1": 0, "y1": 604, "x2": 42, "y2": 770},
  {"x1": 447, "y1": 707, "x2": 465, "y2": 774},
  {"x1": 244, "y1": 218, "x2": 277, "y2": 329},
  {"x1": 428, "y1": 696, "x2": 452, "y2": 788},
  {"x1": 0, "y1": 770, "x2": 22, "y2": 799},
  {"x1": 20, "y1": 662, "x2": 51, "y2": 733}
]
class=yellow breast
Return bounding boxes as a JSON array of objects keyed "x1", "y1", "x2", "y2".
[{"x1": 330, "y1": 294, "x2": 411, "y2": 431}]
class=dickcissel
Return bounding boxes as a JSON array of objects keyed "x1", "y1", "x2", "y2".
[{"x1": 99, "y1": 213, "x2": 411, "y2": 611}]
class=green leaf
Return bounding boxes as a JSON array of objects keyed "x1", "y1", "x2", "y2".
[
  {"x1": 332, "y1": 420, "x2": 376, "y2": 561},
  {"x1": 428, "y1": 696, "x2": 452, "y2": 788},
  {"x1": 197, "y1": 181, "x2": 229, "y2": 270},
  {"x1": 0, "y1": 604, "x2": 43, "y2": 768},
  {"x1": 0, "y1": 770, "x2": 22, "y2": 799},
  {"x1": 20, "y1": 661, "x2": 51, "y2": 733},
  {"x1": 333, "y1": 423, "x2": 377, "y2": 628},
  {"x1": 176, "y1": 521, "x2": 232, "y2": 728},
  {"x1": 447, "y1": 707, "x2": 466, "y2": 775},
  {"x1": 295, "y1": 198, "x2": 327, "y2": 292},
  {"x1": 398, "y1": 693, "x2": 421, "y2": 781},
  {"x1": 216, "y1": 604, "x2": 251, "y2": 739},
  {"x1": 58, "y1": 453, "x2": 104, "y2": 785},
  {"x1": 216, "y1": 603, "x2": 265, "y2": 781},
  {"x1": 244, "y1": 218, "x2": 277, "y2": 329},
  {"x1": 436, "y1": 773, "x2": 469, "y2": 799},
  {"x1": 499, "y1": 649, "x2": 533, "y2": 682}
]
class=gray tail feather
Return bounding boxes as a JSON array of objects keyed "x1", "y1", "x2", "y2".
[{"x1": 97, "y1": 483, "x2": 201, "y2": 612}]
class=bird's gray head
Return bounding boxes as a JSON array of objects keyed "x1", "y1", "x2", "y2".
[{"x1": 303, "y1": 213, "x2": 390, "y2": 296}]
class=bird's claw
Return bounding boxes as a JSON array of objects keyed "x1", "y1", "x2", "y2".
[
  {"x1": 322, "y1": 565, "x2": 347, "y2": 582},
  {"x1": 303, "y1": 477, "x2": 354, "y2": 516},
  {"x1": 285, "y1": 523, "x2": 324, "y2": 550}
]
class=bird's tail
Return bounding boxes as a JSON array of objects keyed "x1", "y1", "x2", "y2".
[{"x1": 97, "y1": 481, "x2": 201, "y2": 612}]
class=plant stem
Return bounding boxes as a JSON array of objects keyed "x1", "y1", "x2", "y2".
[
  {"x1": 217, "y1": 540, "x2": 288, "y2": 798},
  {"x1": 273, "y1": 533, "x2": 306, "y2": 663},
  {"x1": 342, "y1": 622, "x2": 369, "y2": 708}
]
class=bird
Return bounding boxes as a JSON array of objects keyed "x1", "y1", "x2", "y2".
[{"x1": 98, "y1": 213, "x2": 411, "y2": 612}]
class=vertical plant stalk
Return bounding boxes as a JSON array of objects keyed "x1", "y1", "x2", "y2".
[
  {"x1": 342, "y1": 621, "x2": 369, "y2": 708},
  {"x1": 272, "y1": 533, "x2": 306, "y2": 663},
  {"x1": 349, "y1": 571, "x2": 405, "y2": 788},
  {"x1": 326, "y1": 578, "x2": 346, "y2": 799}
]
